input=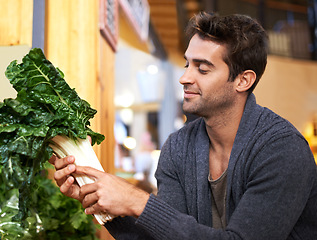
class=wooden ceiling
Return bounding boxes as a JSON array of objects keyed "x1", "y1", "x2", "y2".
[
  {"x1": 146, "y1": 0, "x2": 309, "y2": 65},
  {"x1": 147, "y1": 0, "x2": 202, "y2": 65}
]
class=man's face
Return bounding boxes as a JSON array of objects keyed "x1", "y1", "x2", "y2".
[{"x1": 180, "y1": 34, "x2": 236, "y2": 118}]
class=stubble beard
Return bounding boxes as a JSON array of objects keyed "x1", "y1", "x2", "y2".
[{"x1": 182, "y1": 86, "x2": 236, "y2": 119}]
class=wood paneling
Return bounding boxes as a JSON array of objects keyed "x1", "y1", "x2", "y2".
[
  {"x1": 98, "y1": 36, "x2": 115, "y2": 175},
  {"x1": 45, "y1": 1, "x2": 115, "y2": 239},
  {"x1": 0, "y1": 0, "x2": 33, "y2": 46},
  {"x1": 45, "y1": 0, "x2": 99, "y2": 106},
  {"x1": 97, "y1": 36, "x2": 115, "y2": 240},
  {"x1": 147, "y1": 0, "x2": 180, "y2": 57}
]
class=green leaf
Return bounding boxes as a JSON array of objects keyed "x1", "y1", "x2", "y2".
[
  {"x1": 42, "y1": 218, "x2": 60, "y2": 230},
  {"x1": 0, "y1": 48, "x2": 104, "y2": 225},
  {"x1": 0, "y1": 165, "x2": 100, "y2": 239},
  {"x1": 70, "y1": 211, "x2": 89, "y2": 229},
  {"x1": 3, "y1": 98, "x2": 34, "y2": 116}
]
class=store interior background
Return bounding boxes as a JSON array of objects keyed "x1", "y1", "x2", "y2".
[
  {"x1": 113, "y1": 0, "x2": 317, "y2": 192},
  {"x1": 0, "y1": 0, "x2": 317, "y2": 238}
]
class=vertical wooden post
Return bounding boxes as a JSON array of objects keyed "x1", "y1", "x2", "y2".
[
  {"x1": 45, "y1": 0, "x2": 115, "y2": 239},
  {"x1": 96, "y1": 22, "x2": 116, "y2": 240}
]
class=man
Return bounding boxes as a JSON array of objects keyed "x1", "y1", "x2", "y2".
[{"x1": 50, "y1": 12, "x2": 317, "y2": 239}]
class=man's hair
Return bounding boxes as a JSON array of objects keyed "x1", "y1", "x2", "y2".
[{"x1": 186, "y1": 12, "x2": 268, "y2": 93}]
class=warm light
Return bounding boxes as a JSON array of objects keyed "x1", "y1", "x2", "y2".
[
  {"x1": 119, "y1": 108, "x2": 134, "y2": 125},
  {"x1": 147, "y1": 64, "x2": 158, "y2": 75},
  {"x1": 114, "y1": 93, "x2": 135, "y2": 108},
  {"x1": 151, "y1": 150, "x2": 161, "y2": 160},
  {"x1": 303, "y1": 114, "x2": 317, "y2": 164},
  {"x1": 123, "y1": 136, "x2": 137, "y2": 150}
]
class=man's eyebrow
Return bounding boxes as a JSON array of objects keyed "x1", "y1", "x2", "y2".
[{"x1": 184, "y1": 55, "x2": 214, "y2": 67}]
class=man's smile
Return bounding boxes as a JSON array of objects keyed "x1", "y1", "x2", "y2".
[{"x1": 183, "y1": 88, "x2": 200, "y2": 98}]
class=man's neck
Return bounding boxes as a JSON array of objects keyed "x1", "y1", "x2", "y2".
[
  {"x1": 205, "y1": 106, "x2": 243, "y2": 149},
  {"x1": 205, "y1": 97, "x2": 247, "y2": 179}
]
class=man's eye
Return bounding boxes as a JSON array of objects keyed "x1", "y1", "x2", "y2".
[
  {"x1": 184, "y1": 63, "x2": 189, "y2": 68},
  {"x1": 198, "y1": 68, "x2": 208, "y2": 74}
]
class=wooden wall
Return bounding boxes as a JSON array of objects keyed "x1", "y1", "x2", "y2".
[{"x1": 0, "y1": 0, "x2": 33, "y2": 46}]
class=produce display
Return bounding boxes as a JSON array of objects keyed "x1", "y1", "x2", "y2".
[
  {"x1": 0, "y1": 48, "x2": 112, "y2": 235},
  {"x1": 0, "y1": 164, "x2": 99, "y2": 239}
]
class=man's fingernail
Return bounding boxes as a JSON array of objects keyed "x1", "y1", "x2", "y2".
[
  {"x1": 68, "y1": 164, "x2": 75, "y2": 171},
  {"x1": 68, "y1": 156, "x2": 74, "y2": 163}
]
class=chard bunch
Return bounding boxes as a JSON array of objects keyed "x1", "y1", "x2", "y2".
[{"x1": 0, "y1": 48, "x2": 112, "y2": 224}]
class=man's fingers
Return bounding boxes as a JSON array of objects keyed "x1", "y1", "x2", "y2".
[
  {"x1": 54, "y1": 164, "x2": 76, "y2": 185},
  {"x1": 75, "y1": 165, "x2": 105, "y2": 179},
  {"x1": 55, "y1": 156, "x2": 75, "y2": 170},
  {"x1": 59, "y1": 176, "x2": 82, "y2": 201},
  {"x1": 81, "y1": 191, "x2": 99, "y2": 209},
  {"x1": 60, "y1": 175, "x2": 75, "y2": 194},
  {"x1": 85, "y1": 201, "x2": 107, "y2": 215},
  {"x1": 85, "y1": 205, "x2": 97, "y2": 215}
]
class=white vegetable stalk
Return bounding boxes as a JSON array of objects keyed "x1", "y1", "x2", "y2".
[{"x1": 49, "y1": 135, "x2": 115, "y2": 224}]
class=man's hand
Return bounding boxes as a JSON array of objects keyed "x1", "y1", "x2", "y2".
[
  {"x1": 49, "y1": 155, "x2": 82, "y2": 201},
  {"x1": 76, "y1": 166, "x2": 150, "y2": 218},
  {"x1": 49, "y1": 155, "x2": 150, "y2": 218}
]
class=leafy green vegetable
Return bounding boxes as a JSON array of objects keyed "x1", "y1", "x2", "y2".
[
  {"x1": 0, "y1": 164, "x2": 100, "y2": 239},
  {"x1": 0, "y1": 48, "x2": 105, "y2": 223}
]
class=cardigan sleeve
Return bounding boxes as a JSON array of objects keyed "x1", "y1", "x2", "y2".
[{"x1": 104, "y1": 216, "x2": 154, "y2": 240}]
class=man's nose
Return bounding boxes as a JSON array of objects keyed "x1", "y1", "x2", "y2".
[{"x1": 179, "y1": 69, "x2": 194, "y2": 85}]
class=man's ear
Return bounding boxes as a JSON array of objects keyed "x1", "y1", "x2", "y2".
[{"x1": 235, "y1": 70, "x2": 256, "y2": 93}]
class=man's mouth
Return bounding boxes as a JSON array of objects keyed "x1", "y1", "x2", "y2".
[{"x1": 183, "y1": 89, "x2": 200, "y2": 98}]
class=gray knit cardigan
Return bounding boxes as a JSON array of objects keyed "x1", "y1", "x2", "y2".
[{"x1": 106, "y1": 94, "x2": 317, "y2": 240}]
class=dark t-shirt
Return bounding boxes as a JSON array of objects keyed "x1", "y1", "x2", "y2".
[{"x1": 208, "y1": 169, "x2": 228, "y2": 229}]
